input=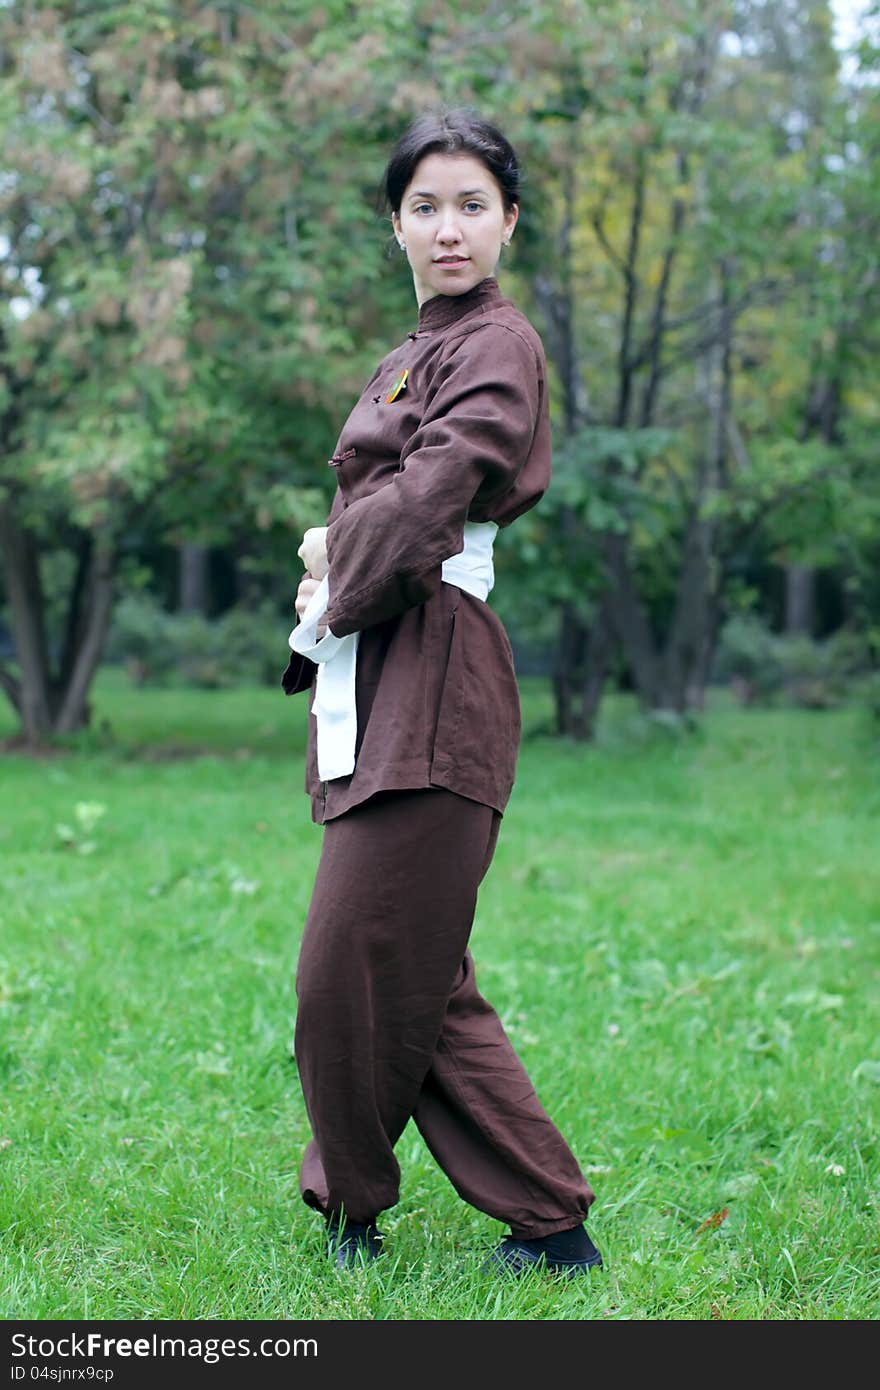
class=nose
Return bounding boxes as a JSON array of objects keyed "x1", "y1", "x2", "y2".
[{"x1": 436, "y1": 210, "x2": 463, "y2": 244}]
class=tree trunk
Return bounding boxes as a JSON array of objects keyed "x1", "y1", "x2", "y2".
[
  {"x1": 590, "y1": 114, "x2": 663, "y2": 712},
  {"x1": 535, "y1": 154, "x2": 606, "y2": 740},
  {"x1": 656, "y1": 256, "x2": 732, "y2": 713},
  {"x1": 552, "y1": 596, "x2": 611, "y2": 740},
  {"x1": 601, "y1": 531, "x2": 661, "y2": 708},
  {"x1": 553, "y1": 601, "x2": 585, "y2": 737},
  {"x1": 659, "y1": 505, "x2": 715, "y2": 712},
  {"x1": 579, "y1": 593, "x2": 612, "y2": 738},
  {"x1": 55, "y1": 539, "x2": 116, "y2": 733},
  {"x1": 0, "y1": 499, "x2": 116, "y2": 743},
  {"x1": 783, "y1": 357, "x2": 839, "y2": 642},
  {"x1": 784, "y1": 564, "x2": 816, "y2": 636},
  {"x1": 691, "y1": 592, "x2": 722, "y2": 710},
  {"x1": 0, "y1": 499, "x2": 53, "y2": 740},
  {"x1": 178, "y1": 541, "x2": 210, "y2": 614},
  {"x1": 57, "y1": 532, "x2": 96, "y2": 695}
]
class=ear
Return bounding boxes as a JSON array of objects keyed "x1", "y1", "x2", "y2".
[
  {"x1": 391, "y1": 211, "x2": 402, "y2": 241},
  {"x1": 504, "y1": 203, "x2": 519, "y2": 242}
]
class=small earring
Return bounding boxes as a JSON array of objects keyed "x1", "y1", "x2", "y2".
[{"x1": 399, "y1": 241, "x2": 406, "y2": 250}]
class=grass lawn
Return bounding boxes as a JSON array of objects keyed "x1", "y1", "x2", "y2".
[{"x1": 1, "y1": 670, "x2": 878, "y2": 1320}]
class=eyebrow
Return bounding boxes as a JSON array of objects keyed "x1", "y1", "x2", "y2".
[{"x1": 408, "y1": 188, "x2": 490, "y2": 199}]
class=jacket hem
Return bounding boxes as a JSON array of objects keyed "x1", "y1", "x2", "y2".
[{"x1": 309, "y1": 761, "x2": 510, "y2": 825}]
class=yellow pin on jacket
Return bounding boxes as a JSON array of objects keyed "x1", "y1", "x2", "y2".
[{"x1": 385, "y1": 368, "x2": 408, "y2": 403}]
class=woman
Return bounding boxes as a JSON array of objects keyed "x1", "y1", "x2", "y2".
[{"x1": 282, "y1": 109, "x2": 602, "y2": 1277}]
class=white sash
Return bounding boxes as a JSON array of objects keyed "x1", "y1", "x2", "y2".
[{"x1": 289, "y1": 520, "x2": 498, "y2": 781}]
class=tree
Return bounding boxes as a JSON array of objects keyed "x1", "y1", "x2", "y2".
[
  {"x1": 0, "y1": 1, "x2": 399, "y2": 742},
  {"x1": 462, "y1": 0, "x2": 876, "y2": 732},
  {"x1": 3, "y1": 0, "x2": 876, "y2": 746}
]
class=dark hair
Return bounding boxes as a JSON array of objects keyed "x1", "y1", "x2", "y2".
[{"x1": 380, "y1": 107, "x2": 522, "y2": 216}]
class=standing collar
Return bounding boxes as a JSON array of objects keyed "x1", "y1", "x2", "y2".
[{"x1": 416, "y1": 276, "x2": 503, "y2": 332}]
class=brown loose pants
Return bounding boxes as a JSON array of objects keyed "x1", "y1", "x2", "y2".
[{"x1": 293, "y1": 787, "x2": 595, "y2": 1238}]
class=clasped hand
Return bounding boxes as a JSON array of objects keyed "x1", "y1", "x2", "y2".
[
  {"x1": 294, "y1": 526, "x2": 329, "y2": 638},
  {"x1": 297, "y1": 527, "x2": 329, "y2": 580}
]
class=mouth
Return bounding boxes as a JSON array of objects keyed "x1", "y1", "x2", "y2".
[{"x1": 435, "y1": 256, "x2": 469, "y2": 264}]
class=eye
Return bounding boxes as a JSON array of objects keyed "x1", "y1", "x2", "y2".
[
  {"x1": 414, "y1": 203, "x2": 434, "y2": 215},
  {"x1": 464, "y1": 201, "x2": 484, "y2": 213}
]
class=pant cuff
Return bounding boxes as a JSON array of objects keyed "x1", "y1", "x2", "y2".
[{"x1": 507, "y1": 1213, "x2": 593, "y2": 1240}]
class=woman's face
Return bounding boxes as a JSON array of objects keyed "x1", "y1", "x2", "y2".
[{"x1": 391, "y1": 152, "x2": 518, "y2": 307}]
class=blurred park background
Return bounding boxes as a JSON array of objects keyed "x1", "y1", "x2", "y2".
[
  {"x1": 2, "y1": 0, "x2": 880, "y2": 1321},
  {"x1": 1, "y1": 0, "x2": 879, "y2": 743}
]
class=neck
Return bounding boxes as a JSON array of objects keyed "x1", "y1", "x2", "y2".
[{"x1": 416, "y1": 276, "x2": 503, "y2": 330}]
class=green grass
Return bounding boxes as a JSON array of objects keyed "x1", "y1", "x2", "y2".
[{"x1": 1, "y1": 670, "x2": 879, "y2": 1320}]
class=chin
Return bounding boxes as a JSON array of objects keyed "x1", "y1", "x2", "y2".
[{"x1": 433, "y1": 268, "x2": 482, "y2": 293}]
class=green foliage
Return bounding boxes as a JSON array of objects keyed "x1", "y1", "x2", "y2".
[
  {"x1": 714, "y1": 614, "x2": 875, "y2": 708},
  {"x1": 493, "y1": 425, "x2": 681, "y2": 647},
  {"x1": 106, "y1": 593, "x2": 287, "y2": 689},
  {"x1": 0, "y1": 0, "x2": 423, "y2": 732},
  {"x1": 505, "y1": 0, "x2": 880, "y2": 679},
  {"x1": 216, "y1": 602, "x2": 293, "y2": 689},
  {"x1": 104, "y1": 594, "x2": 179, "y2": 685},
  {"x1": 775, "y1": 635, "x2": 854, "y2": 710},
  {"x1": 554, "y1": 427, "x2": 679, "y2": 532},
  {"x1": 3, "y1": 0, "x2": 880, "y2": 743},
  {"x1": 713, "y1": 615, "x2": 788, "y2": 703}
]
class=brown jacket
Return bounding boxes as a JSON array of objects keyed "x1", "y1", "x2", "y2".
[{"x1": 281, "y1": 275, "x2": 551, "y2": 824}]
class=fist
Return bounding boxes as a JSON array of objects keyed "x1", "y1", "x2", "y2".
[
  {"x1": 294, "y1": 574, "x2": 327, "y2": 638},
  {"x1": 297, "y1": 526, "x2": 329, "y2": 580}
]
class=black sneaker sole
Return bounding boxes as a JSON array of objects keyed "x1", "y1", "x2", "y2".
[{"x1": 488, "y1": 1238, "x2": 604, "y2": 1278}]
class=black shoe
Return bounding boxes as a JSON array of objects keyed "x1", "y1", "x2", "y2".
[
  {"x1": 325, "y1": 1215, "x2": 385, "y2": 1269},
  {"x1": 488, "y1": 1230, "x2": 604, "y2": 1278}
]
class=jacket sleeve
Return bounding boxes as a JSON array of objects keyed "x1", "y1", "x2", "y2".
[
  {"x1": 322, "y1": 323, "x2": 542, "y2": 637},
  {"x1": 280, "y1": 649, "x2": 315, "y2": 697}
]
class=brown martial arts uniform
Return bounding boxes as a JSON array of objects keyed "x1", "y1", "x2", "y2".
[{"x1": 282, "y1": 275, "x2": 595, "y2": 1236}]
